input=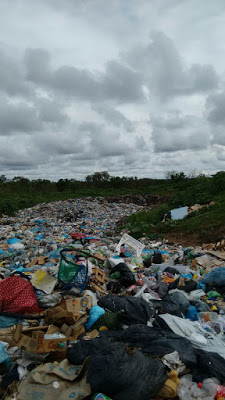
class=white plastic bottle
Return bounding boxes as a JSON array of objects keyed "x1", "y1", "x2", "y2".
[{"x1": 198, "y1": 378, "x2": 225, "y2": 398}]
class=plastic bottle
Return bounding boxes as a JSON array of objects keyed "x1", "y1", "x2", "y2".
[
  {"x1": 92, "y1": 394, "x2": 112, "y2": 400},
  {"x1": 198, "y1": 378, "x2": 225, "y2": 398},
  {"x1": 178, "y1": 374, "x2": 212, "y2": 400},
  {"x1": 58, "y1": 340, "x2": 72, "y2": 349}
]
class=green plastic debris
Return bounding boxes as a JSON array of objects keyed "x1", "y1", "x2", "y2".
[
  {"x1": 93, "y1": 311, "x2": 121, "y2": 330},
  {"x1": 199, "y1": 267, "x2": 204, "y2": 276},
  {"x1": 147, "y1": 233, "x2": 159, "y2": 239},
  {"x1": 110, "y1": 271, "x2": 121, "y2": 280},
  {"x1": 207, "y1": 290, "x2": 221, "y2": 298}
]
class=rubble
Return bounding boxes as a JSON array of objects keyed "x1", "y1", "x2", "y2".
[{"x1": 0, "y1": 197, "x2": 225, "y2": 399}]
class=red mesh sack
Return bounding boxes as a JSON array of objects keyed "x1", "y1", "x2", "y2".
[{"x1": 0, "y1": 275, "x2": 42, "y2": 314}]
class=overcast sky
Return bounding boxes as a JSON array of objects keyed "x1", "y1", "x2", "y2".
[{"x1": 1, "y1": 0, "x2": 225, "y2": 180}]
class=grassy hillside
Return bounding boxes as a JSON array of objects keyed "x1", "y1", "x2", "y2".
[
  {"x1": 1, "y1": 171, "x2": 225, "y2": 243},
  {"x1": 126, "y1": 174, "x2": 225, "y2": 243},
  {"x1": 0, "y1": 174, "x2": 182, "y2": 215}
]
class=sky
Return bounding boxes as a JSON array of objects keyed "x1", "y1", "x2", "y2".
[{"x1": 1, "y1": 0, "x2": 225, "y2": 180}]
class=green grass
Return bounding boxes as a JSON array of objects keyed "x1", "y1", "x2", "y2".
[
  {"x1": 126, "y1": 193, "x2": 225, "y2": 242},
  {"x1": 1, "y1": 173, "x2": 225, "y2": 244},
  {"x1": 0, "y1": 182, "x2": 179, "y2": 216},
  {"x1": 0, "y1": 186, "x2": 168, "y2": 216}
]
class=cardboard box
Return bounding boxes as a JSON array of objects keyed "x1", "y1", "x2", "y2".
[
  {"x1": 45, "y1": 296, "x2": 92, "y2": 325},
  {"x1": 65, "y1": 296, "x2": 92, "y2": 313},
  {"x1": 12, "y1": 324, "x2": 85, "y2": 353},
  {"x1": 18, "y1": 358, "x2": 91, "y2": 400}
]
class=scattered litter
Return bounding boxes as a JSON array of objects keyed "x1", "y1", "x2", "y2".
[
  {"x1": 0, "y1": 197, "x2": 225, "y2": 399},
  {"x1": 171, "y1": 206, "x2": 189, "y2": 220}
]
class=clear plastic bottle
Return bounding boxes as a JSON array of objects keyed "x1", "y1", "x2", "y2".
[{"x1": 198, "y1": 378, "x2": 225, "y2": 398}]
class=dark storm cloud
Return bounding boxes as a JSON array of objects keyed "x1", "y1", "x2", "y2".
[
  {"x1": 123, "y1": 32, "x2": 218, "y2": 100},
  {"x1": 24, "y1": 48, "x2": 51, "y2": 84},
  {"x1": 151, "y1": 114, "x2": 210, "y2": 152},
  {"x1": 33, "y1": 127, "x2": 85, "y2": 156},
  {"x1": 210, "y1": 126, "x2": 225, "y2": 146},
  {"x1": 25, "y1": 49, "x2": 144, "y2": 103},
  {"x1": 206, "y1": 90, "x2": 225, "y2": 147},
  {"x1": 206, "y1": 91, "x2": 225, "y2": 124},
  {"x1": 37, "y1": 98, "x2": 68, "y2": 123},
  {"x1": 0, "y1": 100, "x2": 41, "y2": 135},
  {"x1": 79, "y1": 121, "x2": 131, "y2": 157},
  {"x1": 93, "y1": 104, "x2": 133, "y2": 131},
  {"x1": 0, "y1": 48, "x2": 31, "y2": 97},
  {"x1": 0, "y1": 0, "x2": 224, "y2": 179}
]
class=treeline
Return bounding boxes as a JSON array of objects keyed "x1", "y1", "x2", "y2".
[
  {"x1": 1, "y1": 170, "x2": 225, "y2": 216},
  {"x1": 1, "y1": 170, "x2": 225, "y2": 192},
  {"x1": 0, "y1": 171, "x2": 165, "y2": 193}
]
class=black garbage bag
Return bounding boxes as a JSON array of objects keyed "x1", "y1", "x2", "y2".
[
  {"x1": 169, "y1": 278, "x2": 197, "y2": 293},
  {"x1": 192, "y1": 349, "x2": 225, "y2": 383},
  {"x1": 181, "y1": 280, "x2": 197, "y2": 293},
  {"x1": 154, "y1": 314, "x2": 176, "y2": 330},
  {"x1": 67, "y1": 337, "x2": 167, "y2": 400},
  {"x1": 168, "y1": 277, "x2": 180, "y2": 290},
  {"x1": 193, "y1": 300, "x2": 210, "y2": 312},
  {"x1": 164, "y1": 266, "x2": 180, "y2": 275},
  {"x1": 1, "y1": 364, "x2": 19, "y2": 388},
  {"x1": 67, "y1": 336, "x2": 119, "y2": 365},
  {"x1": 143, "y1": 258, "x2": 152, "y2": 268},
  {"x1": 152, "y1": 251, "x2": 162, "y2": 264},
  {"x1": 155, "y1": 282, "x2": 168, "y2": 298},
  {"x1": 90, "y1": 345, "x2": 166, "y2": 399},
  {"x1": 98, "y1": 294, "x2": 155, "y2": 325},
  {"x1": 169, "y1": 291, "x2": 190, "y2": 314},
  {"x1": 106, "y1": 281, "x2": 122, "y2": 293},
  {"x1": 99, "y1": 324, "x2": 197, "y2": 368},
  {"x1": 110, "y1": 263, "x2": 136, "y2": 287},
  {"x1": 151, "y1": 294, "x2": 182, "y2": 317}
]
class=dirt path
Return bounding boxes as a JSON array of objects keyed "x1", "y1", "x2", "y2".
[{"x1": 162, "y1": 232, "x2": 204, "y2": 247}]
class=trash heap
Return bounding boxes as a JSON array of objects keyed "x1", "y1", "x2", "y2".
[{"x1": 1, "y1": 198, "x2": 225, "y2": 399}]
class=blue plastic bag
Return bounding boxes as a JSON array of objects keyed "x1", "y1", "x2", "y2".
[
  {"x1": 197, "y1": 281, "x2": 206, "y2": 291},
  {"x1": 85, "y1": 306, "x2": 105, "y2": 330},
  {"x1": 7, "y1": 238, "x2": 21, "y2": 244},
  {"x1": 35, "y1": 234, "x2": 44, "y2": 241},
  {"x1": 185, "y1": 305, "x2": 198, "y2": 321},
  {"x1": 0, "y1": 343, "x2": 10, "y2": 364},
  {"x1": 202, "y1": 267, "x2": 225, "y2": 287},
  {"x1": 0, "y1": 316, "x2": 22, "y2": 328}
]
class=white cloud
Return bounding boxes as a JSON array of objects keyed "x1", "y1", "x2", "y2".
[{"x1": 0, "y1": 0, "x2": 224, "y2": 179}]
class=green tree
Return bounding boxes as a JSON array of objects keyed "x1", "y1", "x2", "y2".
[
  {"x1": 85, "y1": 171, "x2": 110, "y2": 186},
  {"x1": 166, "y1": 171, "x2": 186, "y2": 182},
  {"x1": 212, "y1": 171, "x2": 225, "y2": 193},
  {"x1": 0, "y1": 175, "x2": 7, "y2": 183}
]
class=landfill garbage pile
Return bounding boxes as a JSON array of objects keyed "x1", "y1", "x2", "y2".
[{"x1": 1, "y1": 198, "x2": 225, "y2": 399}]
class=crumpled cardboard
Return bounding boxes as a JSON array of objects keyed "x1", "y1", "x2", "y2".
[
  {"x1": 12, "y1": 321, "x2": 86, "y2": 353},
  {"x1": 65, "y1": 296, "x2": 92, "y2": 314},
  {"x1": 25, "y1": 255, "x2": 49, "y2": 268},
  {"x1": 45, "y1": 296, "x2": 92, "y2": 325},
  {"x1": 12, "y1": 324, "x2": 69, "y2": 353},
  {"x1": 32, "y1": 359, "x2": 81, "y2": 384},
  {"x1": 0, "y1": 326, "x2": 15, "y2": 345},
  {"x1": 18, "y1": 358, "x2": 91, "y2": 400},
  {"x1": 208, "y1": 250, "x2": 225, "y2": 261}
]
